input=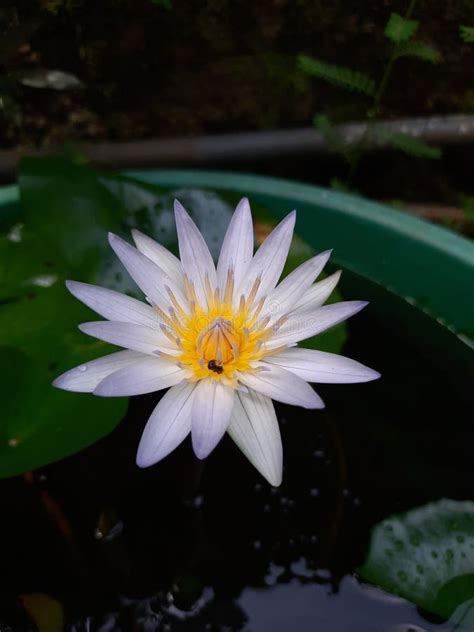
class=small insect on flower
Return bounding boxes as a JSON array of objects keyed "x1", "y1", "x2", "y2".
[{"x1": 54, "y1": 199, "x2": 380, "y2": 485}]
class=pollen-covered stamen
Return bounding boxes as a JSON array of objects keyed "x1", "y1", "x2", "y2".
[
  {"x1": 184, "y1": 275, "x2": 199, "y2": 307},
  {"x1": 223, "y1": 267, "x2": 235, "y2": 304},
  {"x1": 204, "y1": 273, "x2": 215, "y2": 309},
  {"x1": 165, "y1": 285, "x2": 188, "y2": 321},
  {"x1": 160, "y1": 324, "x2": 180, "y2": 346},
  {"x1": 199, "y1": 316, "x2": 240, "y2": 365},
  {"x1": 249, "y1": 314, "x2": 271, "y2": 334},
  {"x1": 245, "y1": 276, "x2": 261, "y2": 312}
]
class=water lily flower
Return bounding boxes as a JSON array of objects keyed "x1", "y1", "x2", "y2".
[{"x1": 54, "y1": 199, "x2": 379, "y2": 485}]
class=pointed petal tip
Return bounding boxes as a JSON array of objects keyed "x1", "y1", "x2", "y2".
[
  {"x1": 192, "y1": 442, "x2": 211, "y2": 460},
  {"x1": 65, "y1": 279, "x2": 77, "y2": 293},
  {"x1": 268, "y1": 475, "x2": 282, "y2": 487},
  {"x1": 174, "y1": 199, "x2": 188, "y2": 216},
  {"x1": 51, "y1": 375, "x2": 64, "y2": 389},
  {"x1": 366, "y1": 369, "x2": 381, "y2": 381},
  {"x1": 136, "y1": 449, "x2": 154, "y2": 469},
  {"x1": 235, "y1": 196, "x2": 251, "y2": 213}
]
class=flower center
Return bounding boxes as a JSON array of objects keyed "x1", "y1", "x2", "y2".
[
  {"x1": 158, "y1": 274, "x2": 286, "y2": 385},
  {"x1": 199, "y1": 317, "x2": 240, "y2": 366}
]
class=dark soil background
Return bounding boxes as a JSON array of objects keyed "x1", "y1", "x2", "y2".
[
  {"x1": 1, "y1": 0, "x2": 474, "y2": 233},
  {"x1": 1, "y1": 0, "x2": 473, "y2": 147}
]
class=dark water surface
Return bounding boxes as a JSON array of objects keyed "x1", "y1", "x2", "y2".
[{"x1": 0, "y1": 272, "x2": 473, "y2": 631}]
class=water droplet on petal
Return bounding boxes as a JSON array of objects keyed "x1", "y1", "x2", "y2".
[{"x1": 78, "y1": 365, "x2": 87, "y2": 372}]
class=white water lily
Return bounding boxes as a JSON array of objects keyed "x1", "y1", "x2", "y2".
[{"x1": 54, "y1": 199, "x2": 379, "y2": 485}]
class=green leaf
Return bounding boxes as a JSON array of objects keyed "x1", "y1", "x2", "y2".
[
  {"x1": 1, "y1": 159, "x2": 347, "y2": 479},
  {"x1": 359, "y1": 499, "x2": 474, "y2": 619},
  {"x1": 460, "y1": 25, "x2": 474, "y2": 43},
  {"x1": 384, "y1": 13, "x2": 419, "y2": 43},
  {"x1": 0, "y1": 238, "x2": 127, "y2": 478},
  {"x1": 395, "y1": 40, "x2": 442, "y2": 64},
  {"x1": 19, "y1": 157, "x2": 123, "y2": 276},
  {"x1": 297, "y1": 55, "x2": 376, "y2": 97},
  {"x1": 377, "y1": 129, "x2": 442, "y2": 159}
]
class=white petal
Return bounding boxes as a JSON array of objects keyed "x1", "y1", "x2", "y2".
[
  {"x1": 294, "y1": 271, "x2": 342, "y2": 311},
  {"x1": 267, "y1": 300, "x2": 368, "y2": 348},
  {"x1": 108, "y1": 233, "x2": 168, "y2": 307},
  {"x1": 191, "y1": 379, "x2": 235, "y2": 459},
  {"x1": 109, "y1": 233, "x2": 186, "y2": 310},
  {"x1": 136, "y1": 382, "x2": 196, "y2": 468},
  {"x1": 131, "y1": 229, "x2": 184, "y2": 288},
  {"x1": 66, "y1": 280, "x2": 158, "y2": 327},
  {"x1": 266, "y1": 250, "x2": 331, "y2": 320},
  {"x1": 94, "y1": 356, "x2": 190, "y2": 396},
  {"x1": 263, "y1": 347, "x2": 380, "y2": 383},
  {"x1": 238, "y1": 364, "x2": 324, "y2": 409},
  {"x1": 53, "y1": 350, "x2": 144, "y2": 393},
  {"x1": 237, "y1": 211, "x2": 296, "y2": 303},
  {"x1": 216, "y1": 197, "x2": 254, "y2": 297},
  {"x1": 79, "y1": 321, "x2": 178, "y2": 355},
  {"x1": 174, "y1": 200, "x2": 217, "y2": 308},
  {"x1": 228, "y1": 390, "x2": 282, "y2": 486}
]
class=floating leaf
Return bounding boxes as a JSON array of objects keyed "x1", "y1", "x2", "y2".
[
  {"x1": 0, "y1": 229, "x2": 127, "y2": 478},
  {"x1": 2, "y1": 158, "x2": 345, "y2": 479},
  {"x1": 19, "y1": 157, "x2": 124, "y2": 276},
  {"x1": 359, "y1": 499, "x2": 474, "y2": 619},
  {"x1": 384, "y1": 13, "x2": 419, "y2": 43},
  {"x1": 297, "y1": 55, "x2": 376, "y2": 97}
]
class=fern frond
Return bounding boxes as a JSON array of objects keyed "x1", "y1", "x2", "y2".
[
  {"x1": 460, "y1": 25, "x2": 474, "y2": 43},
  {"x1": 384, "y1": 13, "x2": 418, "y2": 43},
  {"x1": 395, "y1": 41, "x2": 442, "y2": 63},
  {"x1": 378, "y1": 130, "x2": 441, "y2": 159},
  {"x1": 297, "y1": 55, "x2": 376, "y2": 97}
]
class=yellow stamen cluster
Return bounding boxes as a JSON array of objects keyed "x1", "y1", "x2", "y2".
[{"x1": 158, "y1": 271, "x2": 284, "y2": 385}]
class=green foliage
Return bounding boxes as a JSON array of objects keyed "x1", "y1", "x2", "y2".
[
  {"x1": 297, "y1": 54, "x2": 376, "y2": 97},
  {"x1": 359, "y1": 499, "x2": 474, "y2": 619},
  {"x1": 0, "y1": 158, "x2": 347, "y2": 478},
  {"x1": 394, "y1": 40, "x2": 442, "y2": 64},
  {"x1": 384, "y1": 12, "x2": 419, "y2": 43},
  {"x1": 460, "y1": 25, "x2": 474, "y2": 43},
  {"x1": 377, "y1": 129, "x2": 442, "y2": 159},
  {"x1": 0, "y1": 159, "x2": 128, "y2": 478}
]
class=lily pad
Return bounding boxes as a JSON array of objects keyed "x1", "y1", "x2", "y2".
[
  {"x1": 358, "y1": 499, "x2": 474, "y2": 619},
  {"x1": 0, "y1": 158, "x2": 349, "y2": 478}
]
